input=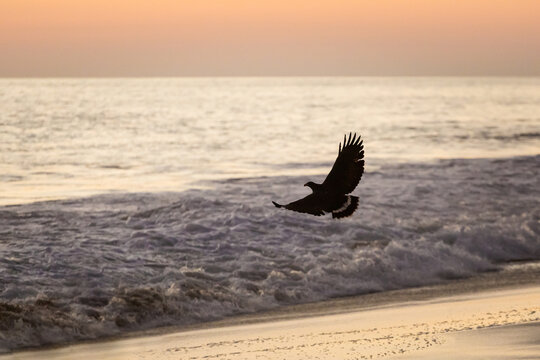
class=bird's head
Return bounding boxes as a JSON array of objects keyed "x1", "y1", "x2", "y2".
[{"x1": 304, "y1": 181, "x2": 317, "y2": 190}]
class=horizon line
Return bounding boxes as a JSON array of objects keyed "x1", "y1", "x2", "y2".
[{"x1": 2, "y1": 74, "x2": 540, "y2": 79}]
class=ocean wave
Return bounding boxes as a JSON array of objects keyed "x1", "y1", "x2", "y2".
[
  {"x1": 492, "y1": 132, "x2": 540, "y2": 141},
  {"x1": 0, "y1": 155, "x2": 539, "y2": 352}
]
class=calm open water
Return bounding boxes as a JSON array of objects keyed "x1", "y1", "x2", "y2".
[{"x1": 1, "y1": 77, "x2": 539, "y2": 204}]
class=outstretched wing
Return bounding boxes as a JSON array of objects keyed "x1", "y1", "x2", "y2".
[
  {"x1": 322, "y1": 132, "x2": 365, "y2": 194},
  {"x1": 274, "y1": 194, "x2": 325, "y2": 216}
]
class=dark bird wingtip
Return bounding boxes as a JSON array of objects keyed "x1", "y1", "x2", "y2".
[
  {"x1": 342, "y1": 132, "x2": 362, "y2": 147},
  {"x1": 272, "y1": 201, "x2": 282, "y2": 208}
]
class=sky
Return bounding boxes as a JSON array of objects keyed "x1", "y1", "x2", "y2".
[{"x1": 1, "y1": 0, "x2": 539, "y2": 77}]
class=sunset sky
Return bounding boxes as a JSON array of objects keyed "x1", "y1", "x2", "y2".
[{"x1": 1, "y1": 0, "x2": 539, "y2": 76}]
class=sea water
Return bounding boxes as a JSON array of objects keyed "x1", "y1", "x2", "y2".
[{"x1": 0, "y1": 77, "x2": 539, "y2": 351}]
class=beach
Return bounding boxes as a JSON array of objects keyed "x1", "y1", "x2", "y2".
[
  {"x1": 1, "y1": 78, "x2": 539, "y2": 357},
  {"x1": 4, "y1": 287, "x2": 538, "y2": 359},
  {"x1": 4, "y1": 263, "x2": 539, "y2": 360},
  {"x1": 399, "y1": 323, "x2": 540, "y2": 360},
  {"x1": 2, "y1": 0, "x2": 540, "y2": 355}
]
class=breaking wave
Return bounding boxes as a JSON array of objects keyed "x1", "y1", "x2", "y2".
[{"x1": 0, "y1": 156, "x2": 539, "y2": 352}]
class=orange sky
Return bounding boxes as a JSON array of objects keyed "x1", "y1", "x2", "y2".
[{"x1": 1, "y1": 0, "x2": 539, "y2": 76}]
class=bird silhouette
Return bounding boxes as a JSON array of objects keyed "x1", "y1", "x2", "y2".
[{"x1": 273, "y1": 132, "x2": 365, "y2": 219}]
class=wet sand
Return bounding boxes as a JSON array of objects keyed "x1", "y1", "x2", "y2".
[
  {"x1": 4, "y1": 285, "x2": 539, "y2": 360},
  {"x1": 396, "y1": 322, "x2": 540, "y2": 359}
]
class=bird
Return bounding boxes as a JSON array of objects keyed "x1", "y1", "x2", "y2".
[{"x1": 272, "y1": 132, "x2": 365, "y2": 219}]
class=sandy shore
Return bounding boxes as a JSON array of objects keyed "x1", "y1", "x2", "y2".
[
  {"x1": 397, "y1": 322, "x2": 540, "y2": 360},
  {"x1": 4, "y1": 285, "x2": 539, "y2": 360}
]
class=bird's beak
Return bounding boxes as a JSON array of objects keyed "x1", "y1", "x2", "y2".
[{"x1": 303, "y1": 183, "x2": 308, "y2": 187}]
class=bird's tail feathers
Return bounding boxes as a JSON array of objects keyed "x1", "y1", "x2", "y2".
[
  {"x1": 332, "y1": 195, "x2": 359, "y2": 219},
  {"x1": 272, "y1": 201, "x2": 283, "y2": 208}
]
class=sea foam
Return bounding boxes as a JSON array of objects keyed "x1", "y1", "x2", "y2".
[{"x1": 0, "y1": 156, "x2": 539, "y2": 351}]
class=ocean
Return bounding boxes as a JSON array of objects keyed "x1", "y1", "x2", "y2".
[{"x1": 0, "y1": 77, "x2": 539, "y2": 352}]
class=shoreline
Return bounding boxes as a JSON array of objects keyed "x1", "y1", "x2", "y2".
[
  {"x1": 4, "y1": 287, "x2": 538, "y2": 359},
  {"x1": 2, "y1": 261, "x2": 539, "y2": 358},
  {"x1": 2, "y1": 154, "x2": 538, "y2": 354},
  {"x1": 396, "y1": 322, "x2": 540, "y2": 359},
  {"x1": 149, "y1": 260, "x2": 540, "y2": 337}
]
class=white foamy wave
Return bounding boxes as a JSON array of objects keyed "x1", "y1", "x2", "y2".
[{"x1": 0, "y1": 156, "x2": 539, "y2": 352}]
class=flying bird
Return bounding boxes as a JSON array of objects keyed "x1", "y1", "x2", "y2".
[{"x1": 272, "y1": 132, "x2": 365, "y2": 219}]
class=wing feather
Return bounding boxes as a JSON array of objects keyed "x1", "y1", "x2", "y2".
[
  {"x1": 322, "y1": 133, "x2": 365, "y2": 194},
  {"x1": 283, "y1": 194, "x2": 325, "y2": 216}
]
